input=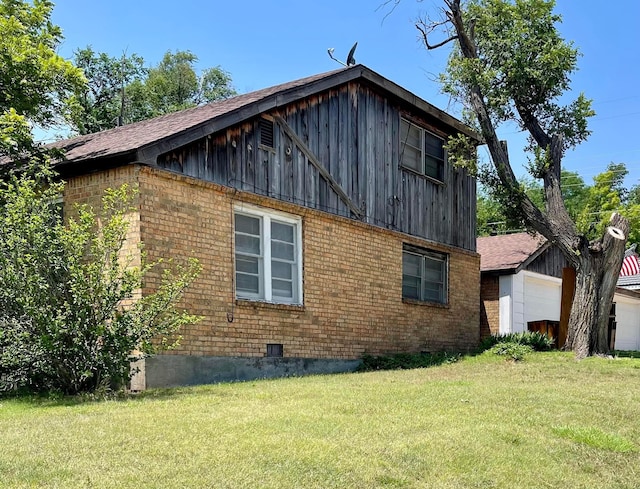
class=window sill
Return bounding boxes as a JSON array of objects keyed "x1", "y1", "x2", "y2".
[
  {"x1": 400, "y1": 166, "x2": 445, "y2": 186},
  {"x1": 235, "y1": 299, "x2": 305, "y2": 312},
  {"x1": 402, "y1": 298, "x2": 449, "y2": 309}
]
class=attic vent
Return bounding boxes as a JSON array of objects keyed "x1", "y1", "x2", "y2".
[{"x1": 259, "y1": 118, "x2": 274, "y2": 148}]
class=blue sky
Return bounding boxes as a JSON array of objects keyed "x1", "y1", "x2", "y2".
[{"x1": 49, "y1": 0, "x2": 640, "y2": 189}]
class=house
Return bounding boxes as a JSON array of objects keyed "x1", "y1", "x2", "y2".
[
  {"x1": 52, "y1": 65, "x2": 482, "y2": 388},
  {"x1": 478, "y1": 232, "x2": 640, "y2": 351}
]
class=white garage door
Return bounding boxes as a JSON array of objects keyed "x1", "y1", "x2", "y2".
[
  {"x1": 614, "y1": 297, "x2": 640, "y2": 351},
  {"x1": 524, "y1": 273, "x2": 561, "y2": 326}
]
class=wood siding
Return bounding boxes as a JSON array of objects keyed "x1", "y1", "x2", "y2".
[
  {"x1": 525, "y1": 245, "x2": 568, "y2": 278},
  {"x1": 157, "y1": 82, "x2": 476, "y2": 251}
]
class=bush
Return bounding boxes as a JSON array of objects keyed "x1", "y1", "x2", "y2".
[
  {"x1": 357, "y1": 351, "x2": 460, "y2": 371},
  {"x1": 478, "y1": 331, "x2": 554, "y2": 353},
  {"x1": 0, "y1": 173, "x2": 201, "y2": 395},
  {"x1": 487, "y1": 343, "x2": 534, "y2": 362}
]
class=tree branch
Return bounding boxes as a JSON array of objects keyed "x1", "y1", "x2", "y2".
[{"x1": 416, "y1": 19, "x2": 457, "y2": 50}]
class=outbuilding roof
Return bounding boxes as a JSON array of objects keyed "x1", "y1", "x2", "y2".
[{"x1": 477, "y1": 232, "x2": 547, "y2": 273}]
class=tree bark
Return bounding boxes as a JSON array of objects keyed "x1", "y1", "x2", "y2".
[{"x1": 566, "y1": 214, "x2": 628, "y2": 358}]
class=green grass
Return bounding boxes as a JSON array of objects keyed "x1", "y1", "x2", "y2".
[{"x1": 1, "y1": 352, "x2": 640, "y2": 488}]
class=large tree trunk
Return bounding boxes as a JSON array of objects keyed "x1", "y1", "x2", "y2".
[{"x1": 564, "y1": 214, "x2": 629, "y2": 358}]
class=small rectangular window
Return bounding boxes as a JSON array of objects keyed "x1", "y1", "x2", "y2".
[
  {"x1": 400, "y1": 118, "x2": 446, "y2": 181},
  {"x1": 234, "y1": 205, "x2": 302, "y2": 305},
  {"x1": 402, "y1": 245, "x2": 448, "y2": 304},
  {"x1": 266, "y1": 343, "x2": 284, "y2": 357}
]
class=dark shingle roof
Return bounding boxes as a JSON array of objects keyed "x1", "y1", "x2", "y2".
[
  {"x1": 49, "y1": 68, "x2": 345, "y2": 163},
  {"x1": 477, "y1": 232, "x2": 547, "y2": 273}
]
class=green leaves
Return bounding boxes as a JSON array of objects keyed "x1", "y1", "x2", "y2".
[
  {"x1": 0, "y1": 177, "x2": 201, "y2": 394},
  {"x1": 443, "y1": 0, "x2": 593, "y2": 151},
  {"x1": 69, "y1": 48, "x2": 236, "y2": 135},
  {"x1": 0, "y1": 0, "x2": 85, "y2": 129}
]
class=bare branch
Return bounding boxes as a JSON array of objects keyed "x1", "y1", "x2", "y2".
[{"x1": 416, "y1": 20, "x2": 457, "y2": 50}]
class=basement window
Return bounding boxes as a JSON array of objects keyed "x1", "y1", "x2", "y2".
[
  {"x1": 234, "y1": 204, "x2": 303, "y2": 305},
  {"x1": 400, "y1": 117, "x2": 445, "y2": 182},
  {"x1": 266, "y1": 344, "x2": 284, "y2": 357},
  {"x1": 402, "y1": 244, "x2": 448, "y2": 304}
]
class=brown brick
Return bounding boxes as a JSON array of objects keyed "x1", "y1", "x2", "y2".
[{"x1": 65, "y1": 165, "x2": 480, "y2": 360}]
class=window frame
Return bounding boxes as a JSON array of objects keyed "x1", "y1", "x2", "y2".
[
  {"x1": 233, "y1": 204, "x2": 303, "y2": 305},
  {"x1": 400, "y1": 117, "x2": 446, "y2": 182},
  {"x1": 402, "y1": 244, "x2": 448, "y2": 305}
]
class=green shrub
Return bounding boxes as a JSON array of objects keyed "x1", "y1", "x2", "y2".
[
  {"x1": 0, "y1": 175, "x2": 201, "y2": 395},
  {"x1": 357, "y1": 351, "x2": 460, "y2": 371},
  {"x1": 478, "y1": 331, "x2": 554, "y2": 353},
  {"x1": 488, "y1": 343, "x2": 534, "y2": 361}
]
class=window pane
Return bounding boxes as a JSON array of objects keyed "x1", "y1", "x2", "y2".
[
  {"x1": 235, "y1": 214, "x2": 260, "y2": 235},
  {"x1": 402, "y1": 252, "x2": 422, "y2": 278},
  {"x1": 402, "y1": 146, "x2": 422, "y2": 172},
  {"x1": 272, "y1": 260, "x2": 293, "y2": 280},
  {"x1": 272, "y1": 241, "x2": 294, "y2": 261},
  {"x1": 236, "y1": 234, "x2": 261, "y2": 255},
  {"x1": 424, "y1": 258, "x2": 444, "y2": 283},
  {"x1": 401, "y1": 119, "x2": 421, "y2": 149},
  {"x1": 236, "y1": 256, "x2": 259, "y2": 274},
  {"x1": 271, "y1": 222, "x2": 294, "y2": 243},
  {"x1": 424, "y1": 156, "x2": 443, "y2": 180},
  {"x1": 423, "y1": 283, "x2": 444, "y2": 302},
  {"x1": 272, "y1": 278, "x2": 293, "y2": 298},
  {"x1": 402, "y1": 279, "x2": 420, "y2": 300},
  {"x1": 424, "y1": 132, "x2": 444, "y2": 160},
  {"x1": 236, "y1": 273, "x2": 260, "y2": 295}
]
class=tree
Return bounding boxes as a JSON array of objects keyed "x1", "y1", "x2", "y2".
[
  {"x1": 417, "y1": 0, "x2": 630, "y2": 357},
  {"x1": 478, "y1": 168, "x2": 590, "y2": 236},
  {"x1": 68, "y1": 47, "x2": 146, "y2": 135},
  {"x1": 0, "y1": 1, "x2": 201, "y2": 394},
  {"x1": 0, "y1": 0, "x2": 85, "y2": 158},
  {"x1": 0, "y1": 177, "x2": 201, "y2": 394},
  {"x1": 69, "y1": 48, "x2": 236, "y2": 134}
]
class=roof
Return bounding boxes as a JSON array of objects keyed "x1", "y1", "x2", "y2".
[
  {"x1": 477, "y1": 232, "x2": 547, "y2": 273},
  {"x1": 45, "y1": 64, "x2": 481, "y2": 169}
]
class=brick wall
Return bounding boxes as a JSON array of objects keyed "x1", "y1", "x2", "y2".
[
  {"x1": 480, "y1": 274, "x2": 500, "y2": 338},
  {"x1": 65, "y1": 165, "x2": 480, "y2": 360},
  {"x1": 137, "y1": 166, "x2": 480, "y2": 358}
]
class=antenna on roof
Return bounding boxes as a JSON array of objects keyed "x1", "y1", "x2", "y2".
[{"x1": 327, "y1": 42, "x2": 358, "y2": 67}]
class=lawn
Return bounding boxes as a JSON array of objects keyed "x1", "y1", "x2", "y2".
[{"x1": 1, "y1": 352, "x2": 639, "y2": 488}]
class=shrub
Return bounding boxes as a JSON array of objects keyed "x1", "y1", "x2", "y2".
[
  {"x1": 357, "y1": 351, "x2": 460, "y2": 371},
  {"x1": 488, "y1": 343, "x2": 534, "y2": 362},
  {"x1": 478, "y1": 331, "x2": 554, "y2": 353},
  {"x1": 0, "y1": 174, "x2": 201, "y2": 395}
]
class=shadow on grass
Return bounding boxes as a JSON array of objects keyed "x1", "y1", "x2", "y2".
[
  {"x1": 614, "y1": 350, "x2": 640, "y2": 359},
  {"x1": 356, "y1": 351, "x2": 461, "y2": 372},
  {"x1": 0, "y1": 383, "x2": 210, "y2": 407}
]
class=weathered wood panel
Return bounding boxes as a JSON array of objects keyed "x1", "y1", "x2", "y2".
[
  {"x1": 526, "y1": 245, "x2": 568, "y2": 278},
  {"x1": 156, "y1": 81, "x2": 477, "y2": 251}
]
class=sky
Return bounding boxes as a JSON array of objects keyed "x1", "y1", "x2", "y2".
[{"x1": 47, "y1": 0, "x2": 640, "y2": 189}]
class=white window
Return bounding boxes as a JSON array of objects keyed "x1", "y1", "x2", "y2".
[
  {"x1": 400, "y1": 118, "x2": 446, "y2": 181},
  {"x1": 402, "y1": 245, "x2": 448, "y2": 304},
  {"x1": 234, "y1": 205, "x2": 303, "y2": 305}
]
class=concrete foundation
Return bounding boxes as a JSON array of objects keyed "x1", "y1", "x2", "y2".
[{"x1": 138, "y1": 355, "x2": 362, "y2": 389}]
